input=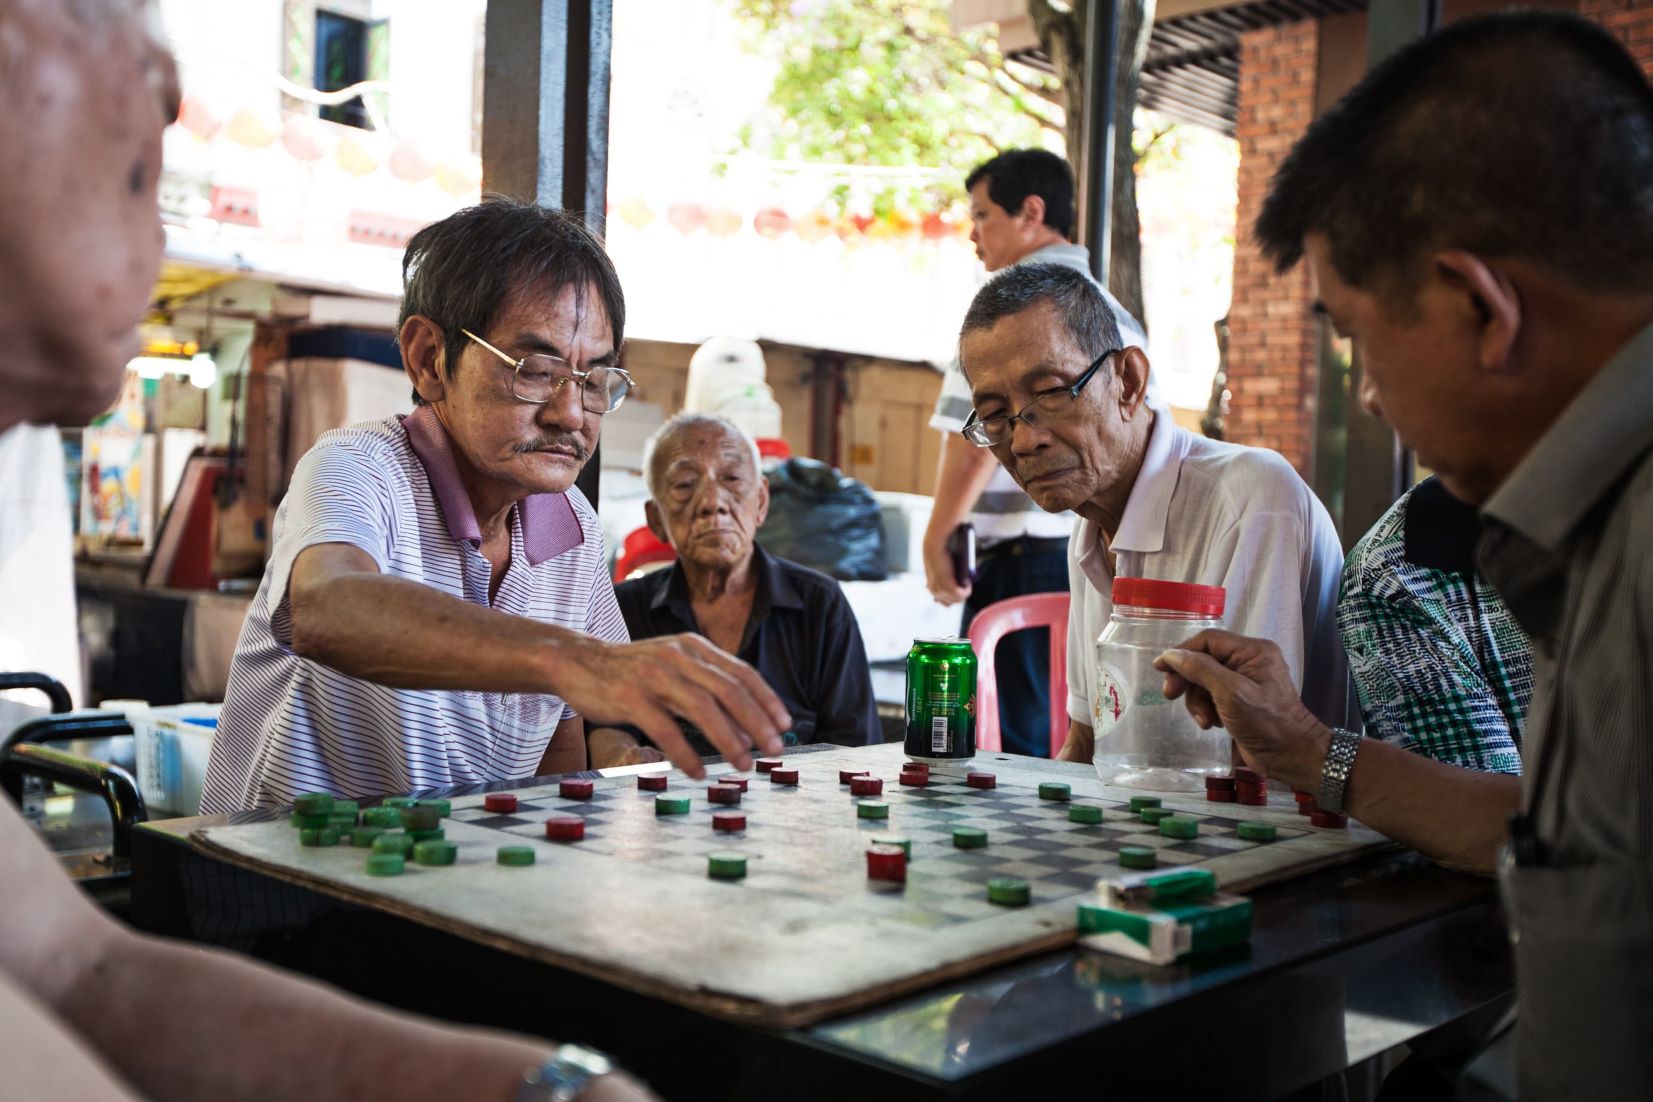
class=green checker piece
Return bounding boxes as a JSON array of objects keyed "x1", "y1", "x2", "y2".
[
  {"x1": 372, "y1": 832, "x2": 414, "y2": 857},
  {"x1": 857, "y1": 801, "x2": 890, "y2": 820},
  {"x1": 330, "y1": 798, "x2": 359, "y2": 817},
  {"x1": 361, "y1": 807, "x2": 403, "y2": 828},
  {"x1": 290, "y1": 811, "x2": 330, "y2": 830},
  {"x1": 299, "y1": 826, "x2": 339, "y2": 847},
  {"x1": 328, "y1": 812, "x2": 359, "y2": 831},
  {"x1": 382, "y1": 796, "x2": 416, "y2": 810},
  {"x1": 413, "y1": 839, "x2": 458, "y2": 866},
  {"x1": 400, "y1": 806, "x2": 441, "y2": 832},
  {"x1": 1120, "y1": 846, "x2": 1158, "y2": 869},
  {"x1": 1159, "y1": 816, "x2": 1200, "y2": 840},
  {"x1": 872, "y1": 835, "x2": 911, "y2": 856},
  {"x1": 987, "y1": 877, "x2": 1031, "y2": 906},
  {"x1": 1068, "y1": 804, "x2": 1104, "y2": 825},
  {"x1": 708, "y1": 853, "x2": 747, "y2": 879},
  {"x1": 655, "y1": 795, "x2": 691, "y2": 815},
  {"x1": 497, "y1": 845, "x2": 536, "y2": 867},
  {"x1": 1237, "y1": 821, "x2": 1277, "y2": 842},
  {"x1": 1128, "y1": 796, "x2": 1162, "y2": 813},
  {"x1": 349, "y1": 826, "x2": 386, "y2": 848},
  {"x1": 953, "y1": 826, "x2": 988, "y2": 849},
  {"x1": 1038, "y1": 782, "x2": 1071, "y2": 802},
  {"x1": 415, "y1": 798, "x2": 451, "y2": 818},
  {"x1": 1140, "y1": 806, "x2": 1175, "y2": 825},
  {"x1": 407, "y1": 827, "x2": 445, "y2": 844},
  {"x1": 293, "y1": 792, "x2": 334, "y2": 816},
  {"x1": 365, "y1": 854, "x2": 405, "y2": 877}
]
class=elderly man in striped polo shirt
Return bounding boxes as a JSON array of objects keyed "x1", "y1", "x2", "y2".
[{"x1": 203, "y1": 199, "x2": 788, "y2": 813}]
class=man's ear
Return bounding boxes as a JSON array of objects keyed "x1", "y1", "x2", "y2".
[
  {"x1": 401, "y1": 315, "x2": 449, "y2": 404},
  {"x1": 1434, "y1": 250, "x2": 1521, "y2": 376},
  {"x1": 1017, "y1": 194, "x2": 1047, "y2": 231},
  {"x1": 644, "y1": 500, "x2": 671, "y2": 545},
  {"x1": 1115, "y1": 347, "x2": 1152, "y2": 419},
  {"x1": 753, "y1": 472, "x2": 770, "y2": 528}
]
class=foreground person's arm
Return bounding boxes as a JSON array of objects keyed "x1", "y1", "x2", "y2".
[
  {"x1": 0, "y1": 801, "x2": 650, "y2": 1102},
  {"x1": 287, "y1": 544, "x2": 786, "y2": 777},
  {"x1": 1155, "y1": 630, "x2": 1521, "y2": 876}
]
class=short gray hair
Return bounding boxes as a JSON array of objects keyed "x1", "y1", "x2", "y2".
[
  {"x1": 641, "y1": 412, "x2": 763, "y2": 498},
  {"x1": 958, "y1": 262, "x2": 1122, "y2": 378}
]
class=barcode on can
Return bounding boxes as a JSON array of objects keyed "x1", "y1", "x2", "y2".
[{"x1": 930, "y1": 715, "x2": 949, "y2": 753}]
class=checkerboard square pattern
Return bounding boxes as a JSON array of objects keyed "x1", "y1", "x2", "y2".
[{"x1": 444, "y1": 756, "x2": 1313, "y2": 927}]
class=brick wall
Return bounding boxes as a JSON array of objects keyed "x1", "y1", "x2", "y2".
[
  {"x1": 1581, "y1": 0, "x2": 1653, "y2": 73},
  {"x1": 1225, "y1": 19, "x2": 1321, "y2": 478}
]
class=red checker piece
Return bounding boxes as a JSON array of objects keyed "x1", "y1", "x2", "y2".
[
  {"x1": 1235, "y1": 780, "x2": 1268, "y2": 795},
  {"x1": 636, "y1": 774, "x2": 668, "y2": 791},
  {"x1": 483, "y1": 793, "x2": 519, "y2": 814},
  {"x1": 755, "y1": 758, "x2": 784, "y2": 774},
  {"x1": 850, "y1": 776, "x2": 884, "y2": 797},
  {"x1": 1296, "y1": 799, "x2": 1317, "y2": 816},
  {"x1": 865, "y1": 844, "x2": 907, "y2": 882},
  {"x1": 559, "y1": 779, "x2": 594, "y2": 799},
  {"x1": 1292, "y1": 788, "x2": 1316, "y2": 803},
  {"x1": 718, "y1": 775, "x2": 749, "y2": 792},
  {"x1": 1203, "y1": 775, "x2": 1236, "y2": 792},
  {"x1": 708, "y1": 783, "x2": 742, "y2": 805},
  {"x1": 712, "y1": 811, "x2": 747, "y2": 833},
  {"x1": 1237, "y1": 793, "x2": 1268, "y2": 806},
  {"x1": 1310, "y1": 809, "x2": 1349, "y2": 829},
  {"x1": 966, "y1": 772, "x2": 997, "y2": 790},
  {"x1": 839, "y1": 769, "x2": 869, "y2": 784},
  {"x1": 770, "y1": 768, "x2": 799, "y2": 785},
  {"x1": 901, "y1": 761, "x2": 930, "y2": 774},
  {"x1": 898, "y1": 772, "x2": 929, "y2": 787},
  {"x1": 1234, "y1": 766, "x2": 1265, "y2": 785},
  {"x1": 1205, "y1": 789, "x2": 1237, "y2": 803},
  {"x1": 545, "y1": 815, "x2": 585, "y2": 841}
]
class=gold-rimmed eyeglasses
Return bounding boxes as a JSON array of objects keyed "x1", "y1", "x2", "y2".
[
  {"x1": 461, "y1": 328, "x2": 634, "y2": 413},
  {"x1": 960, "y1": 349, "x2": 1119, "y2": 447}
]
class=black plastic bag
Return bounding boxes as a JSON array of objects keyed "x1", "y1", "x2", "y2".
[{"x1": 757, "y1": 457, "x2": 887, "y2": 581}]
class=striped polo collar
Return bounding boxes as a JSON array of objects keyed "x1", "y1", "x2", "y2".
[{"x1": 400, "y1": 405, "x2": 584, "y2": 566}]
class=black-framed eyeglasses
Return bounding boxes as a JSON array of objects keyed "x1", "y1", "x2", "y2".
[
  {"x1": 461, "y1": 328, "x2": 634, "y2": 413},
  {"x1": 961, "y1": 349, "x2": 1119, "y2": 447}
]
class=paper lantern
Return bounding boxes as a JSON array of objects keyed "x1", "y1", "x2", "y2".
[
  {"x1": 225, "y1": 108, "x2": 276, "y2": 149},
  {"x1": 388, "y1": 139, "x2": 434, "y2": 183},
  {"x1": 793, "y1": 209, "x2": 835, "y2": 243},
  {"x1": 666, "y1": 201, "x2": 706, "y2": 233},
  {"x1": 335, "y1": 134, "x2": 379, "y2": 177},
  {"x1": 176, "y1": 95, "x2": 221, "y2": 140},
  {"x1": 616, "y1": 197, "x2": 656, "y2": 229},
  {"x1": 705, "y1": 207, "x2": 743, "y2": 238},
  {"x1": 752, "y1": 206, "x2": 791, "y2": 239},
  {"x1": 281, "y1": 115, "x2": 326, "y2": 161},
  {"x1": 434, "y1": 157, "x2": 482, "y2": 197}
]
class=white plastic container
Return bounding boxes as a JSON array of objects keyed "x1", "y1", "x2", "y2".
[
  {"x1": 1092, "y1": 578, "x2": 1229, "y2": 792},
  {"x1": 126, "y1": 702, "x2": 220, "y2": 817}
]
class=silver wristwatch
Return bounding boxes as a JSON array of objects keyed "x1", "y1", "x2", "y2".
[
  {"x1": 516, "y1": 1045, "x2": 615, "y2": 1102},
  {"x1": 1317, "y1": 727, "x2": 1363, "y2": 814}
]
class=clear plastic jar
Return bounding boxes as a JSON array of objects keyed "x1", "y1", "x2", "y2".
[{"x1": 1092, "y1": 578, "x2": 1228, "y2": 791}]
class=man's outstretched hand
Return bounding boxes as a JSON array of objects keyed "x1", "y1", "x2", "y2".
[{"x1": 1152, "y1": 629, "x2": 1329, "y2": 787}]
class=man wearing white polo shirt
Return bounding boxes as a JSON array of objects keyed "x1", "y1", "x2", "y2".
[
  {"x1": 203, "y1": 199, "x2": 788, "y2": 813},
  {"x1": 955, "y1": 263, "x2": 1350, "y2": 762}
]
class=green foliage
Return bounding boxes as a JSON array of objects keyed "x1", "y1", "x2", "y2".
[{"x1": 731, "y1": 0, "x2": 1063, "y2": 217}]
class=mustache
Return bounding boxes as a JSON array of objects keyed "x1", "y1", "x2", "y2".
[{"x1": 514, "y1": 433, "x2": 590, "y2": 461}]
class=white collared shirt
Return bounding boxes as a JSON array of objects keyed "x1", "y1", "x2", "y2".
[{"x1": 1066, "y1": 415, "x2": 1352, "y2": 731}]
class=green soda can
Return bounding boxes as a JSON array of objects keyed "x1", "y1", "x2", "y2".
[{"x1": 904, "y1": 637, "x2": 977, "y2": 764}]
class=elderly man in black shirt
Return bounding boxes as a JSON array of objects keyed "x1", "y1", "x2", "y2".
[{"x1": 592, "y1": 413, "x2": 881, "y2": 766}]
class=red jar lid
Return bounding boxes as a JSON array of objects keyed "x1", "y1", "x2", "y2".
[{"x1": 1111, "y1": 577, "x2": 1225, "y2": 617}]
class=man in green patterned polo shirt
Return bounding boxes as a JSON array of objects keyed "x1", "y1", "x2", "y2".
[{"x1": 1338, "y1": 476, "x2": 1533, "y2": 774}]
